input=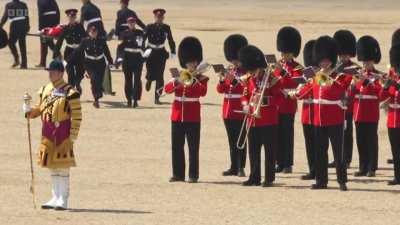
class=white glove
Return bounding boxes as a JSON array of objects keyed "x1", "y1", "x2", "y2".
[
  {"x1": 242, "y1": 104, "x2": 249, "y2": 114},
  {"x1": 142, "y1": 48, "x2": 152, "y2": 58},
  {"x1": 170, "y1": 53, "x2": 176, "y2": 59},
  {"x1": 22, "y1": 103, "x2": 31, "y2": 113}
]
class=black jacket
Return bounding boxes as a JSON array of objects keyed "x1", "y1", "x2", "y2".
[
  {"x1": 37, "y1": 0, "x2": 60, "y2": 30},
  {"x1": 145, "y1": 23, "x2": 175, "y2": 54},
  {"x1": 115, "y1": 7, "x2": 145, "y2": 38},
  {"x1": 0, "y1": 0, "x2": 30, "y2": 33},
  {"x1": 53, "y1": 22, "x2": 87, "y2": 58}
]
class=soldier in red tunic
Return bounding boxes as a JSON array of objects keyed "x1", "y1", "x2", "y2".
[
  {"x1": 351, "y1": 36, "x2": 384, "y2": 177},
  {"x1": 217, "y1": 34, "x2": 248, "y2": 177},
  {"x1": 381, "y1": 44, "x2": 400, "y2": 185},
  {"x1": 296, "y1": 36, "x2": 352, "y2": 191},
  {"x1": 164, "y1": 37, "x2": 208, "y2": 183},
  {"x1": 274, "y1": 26, "x2": 303, "y2": 173},
  {"x1": 328, "y1": 30, "x2": 360, "y2": 168},
  {"x1": 238, "y1": 45, "x2": 284, "y2": 187}
]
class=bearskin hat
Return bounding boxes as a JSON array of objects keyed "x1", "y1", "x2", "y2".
[
  {"x1": 0, "y1": 28, "x2": 8, "y2": 49},
  {"x1": 356, "y1": 35, "x2": 381, "y2": 63},
  {"x1": 178, "y1": 36, "x2": 203, "y2": 68},
  {"x1": 303, "y1": 40, "x2": 316, "y2": 67},
  {"x1": 238, "y1": 45, "x2": 267, "y2": 71},
  {"x1": 277, "y1": 26, "x2": 302, "y2": 57},
  {"x1": 390, "y1": 44, "x2": 400, "y2": 71},
  {"x1": 392, "y1": 29, "x2": 400, "y2": 46},
  {"x1": 333, "y1": 30, "x2": 356, "y2": 57},
  {"x1": 224, "y1": 34, "x2": 248, "y2": 62},
  {"x1": 313, "y1": 36, "x2": 338, "y2": 67}
]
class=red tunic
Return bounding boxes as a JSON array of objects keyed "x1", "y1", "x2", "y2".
[
  {"x1": 241, "y1": 74, "x2": 284, "y2": 127},
  {"x1": 341, "y1": 60, "x2": 360, "y2": 115},
  {"x1": 164, "y1": 75, "x2": 208, "y2": 122},
  {"x1": 380, "y1": 74, "x2": 400, "y2": 128},
  {"x1": 273, "y1": 60, "x2": 303, "y2": 114},
  {"x1": 296, "y1": 82, "x2": 314, "y2": 125},
  {"x1": 350, "y1": 69, "x2": 383, "y2": 123},
  {"x1": 216, "y1": 67, "x2": 245, "y2": 120}
]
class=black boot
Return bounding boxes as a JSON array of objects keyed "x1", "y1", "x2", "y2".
[
  {"x1": 127, "y1": 99, "x2": 132, "y2": 108},
  {"x1": 354, "y1": 171, "x2": 367, "y2": 177},
  {"x1": 388, "y1": 179, "x2": 400, "y2": 185},
  {"x1": 311, "y1": 183, "x2": 327, "y2": 190},
  {"x1": 301, "y1": 173, "x2": 315, "y2": 180},
  {"x1": 222, "y1": 169, "x2": 237, "y2": 176},
  {"x1": 133, "y1": 100, "x2": 138, "y2": 108},
  {"x1": 339, "y1": 183, "x2": 348, "y2": 191},
  {"x1": 145, "y1": 80, "x2": 152, "y2": 92},
  {"x1": 328, "y1": 161, "x2": 336, "y2": 168}
]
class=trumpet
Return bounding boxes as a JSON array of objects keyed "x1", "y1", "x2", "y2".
[{"x1": 236, "y1": 66, "x2": 273, "y2": 150}]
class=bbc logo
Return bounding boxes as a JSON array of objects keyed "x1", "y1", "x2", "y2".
[{"x1": 8, "y1": 9, "x2": 29, "y2": 17}]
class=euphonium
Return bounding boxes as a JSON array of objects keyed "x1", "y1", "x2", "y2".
[
  {"x1": 179, "y1": 69, "x2": 194, "y2": 86},
  {"x1": 314, "y1": 71, "x2": 333, "y2": 86}
]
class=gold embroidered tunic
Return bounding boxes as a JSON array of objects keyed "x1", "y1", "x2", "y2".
[{"x1": 28, "y1": 79, "x2": 82, "y2": 168}]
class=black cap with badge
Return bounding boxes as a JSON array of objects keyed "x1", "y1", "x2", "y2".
[{"x1": 46, "y1": 60, "x2": 65, "y2": 72}]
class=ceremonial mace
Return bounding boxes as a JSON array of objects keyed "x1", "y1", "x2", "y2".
[{"x1": 23, "y1": 93, "x2": 36, "y2": 209}]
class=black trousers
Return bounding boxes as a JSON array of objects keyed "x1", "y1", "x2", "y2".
[
  {"x1": 388, "y1": 128, "x2": 400, "y2": 181},
  {"x1": 123, "y1": 57, "x2": 143, "y2": 101},
  {"x1": 146, "y1": 48, "x2": 168, "y2": 99},
  {"x1": 314, "y1": 125, "x2": 347, "y2": 185},
  {"x1": 39, "y1": 36, "x2": 55, "y2": 66},
  {"x1": 8, "y1": 32, "x2": 27, "y2": 67},
  {"x1": 277, "y1": 113, "x2": 295, "y2": 168},
  {"x1": 343, "y1": 113, "x2": 354, "y2": 164},
  {"x1": 303, "y1": 124, "x2": 315, "y2": 175},
  {"x1": 171, "y1": 122, "x2": 201, "y2": 180},
  {"x1": 84, "y1": 60, "x2": 106, "y2": 100},
  {"x1": 223, "y1": 119, "x2": 246, "y2": 172},
  {"x1": 248, "y1": 125, "x2": 277, "y2": 183},
  {"x1": 64, "y1": 48, "x2": 84, "y2": 89},
  {"x1": 355, "y1": 122, "x2": 379, "y2": 172}
]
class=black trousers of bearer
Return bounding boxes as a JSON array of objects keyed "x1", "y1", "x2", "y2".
[
  {"x1": 84, "y1": 59, "x2": 106, "y2": 101},
  {"x1": 248, "y1": 125, "x2": 277, "y2": 183},
  {"x1": 8, "y1": 31, "x2": 27, "y2": 67},
  {"x1": 277, "y1": 113, "x2": 295, "y2": 168},
  {"x1": 122, "y1": 54, "x2": 144, "y2": 101},
  {"x1": 64, "y1": 47, "x2": 84, "y2": 90},
  {"x1": 146, "y1": 48, "x2": 168, "y2": 99},
  {"x1": 171, "y1": 122, "x2": 201, "y2": 180},
  {"x1": 388, "y1": 128, "x2": 400, "y2": 181},
  {"x1": 314, "y1": 125, "x2": 348, "y2": 185},
  {"x1": 303, "y1": 124, "x2": 315, "y2": 176},
  {"x1": 39, "y1": 36, "x2": 55, "y2": 66},
  {"x1": 355, "y1": 122, "x2": 379, "y2": 173},
  {"x1": 224, "y1": 119, "x2": 247, "y2": 172}
]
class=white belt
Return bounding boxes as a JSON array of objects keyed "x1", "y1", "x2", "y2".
[
  {"x1": 148, "y1": 43, "x2": 165, "y2": 49},
  {"x1": 175, "y1": 97, "x2": 199, "y2": 102},
  {"x1": 224, "y1": 94, "x2": 242, "y2": 99},
  {"x1": 124, "y1": 48, "x2": 143, "y2": 54},
  {"x1": 84, "y1": 17, "x2": 102, "y2": 28},
  {"x1": 84, "y1": 52, "x2": 105, "y2": 60},
  {"x1": 284, "y1": 88, "x2": 296, "y2": 93},
  {"x1": 389, "y1": 104, "x2": 400, "y2": 109},
  {"x1": 121, "y1": 23, "x2": 128, "y2": 27},
  {"x1": 9, "y1": 16, "x2": 26, "y2": 22},
  {"x1": 303, "y1": 99, "x2": 314, "y2": 104},
  {"x1": 43, "y1": 11, "x2": 57, "y2": 16},
  {"x1": 66, "y1": 43, "x2": 79, "y2": 49},
  {"x1": 314, "y1": 99, "x2": 342, "y2": 105},
  {"x1": 355, "y1": 94, "x2": 378, "y2": 100}
]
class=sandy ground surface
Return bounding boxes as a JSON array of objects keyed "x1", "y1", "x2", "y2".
[{"x1": 1, "y1": 0, "x2": 400, "y2": 224}]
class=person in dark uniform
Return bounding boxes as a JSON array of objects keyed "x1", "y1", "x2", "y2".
[
  {"x1": 145, "y1": 8, "x2": 176, "y2": 104},
  {"x1": 217, "y1": 34, "x2": 248, "y2": 177},
  {"x1": 164, "y1": 37, "x2": 208, "y2": 183},
  {"x1": 274, "y1": 26, "x2": 303, "y2": 174},
  {"x1": 0, "y1": 0, "x2": 30, "y2": 69},
  {"x1": 53, "y1": 9, "x2": 87, "y2": 93},
  {"x1": 328, "y1": 30, "x2": 360, "y2": 169},
  {"x1": 119, "y1": 17, "x2": 146, "y2": 108},
  {"x1": 238, "y1": 45, "x2": 284, "y2": 187},
  {"x1": 80, "y1": 0, "x2": 105, "y2": 36},
  {"x1": 69, "y1": 25, "x2": 113, "y2": 108},
  {"x1": 36, "y1": 0, "x2": 60, "y2": 68},
  {"x1": 114, "y1": 0, "x2": 146, "y2": 67}
]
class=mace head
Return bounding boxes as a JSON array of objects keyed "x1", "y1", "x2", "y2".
[{"x1": 23, "y1": 92, "x2": 32, "y2": 104}]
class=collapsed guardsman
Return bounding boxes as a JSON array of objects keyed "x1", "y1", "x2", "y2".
[{"x1": 23, "y1": 60, "x2": 82, "y2": 210}]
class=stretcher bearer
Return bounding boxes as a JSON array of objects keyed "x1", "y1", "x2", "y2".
[
  {"x1": 298, "y1": 40, "x2": 316, "y2": 180},
  {"x1": 164, "y1": 37, "x2": 208, "y2": 183},
  {"x1": 53, "y1": 9, "x2": 87, "y2": 93},
  {"x1": 0, "y1": 0, "x2": 30, "y2": 69},
  {"x1": 36, "y1": 0, "x2": 60, "y2": 68},
  {"x1": 69, "y1": 25, "x2": 113, "y2": 108},
  {"x1": 351, "y1": 36, "x2": 384, "y2": 177},
  {"x1": 145, "y1": 9, "x2": 176, "y2": 104},
  {"x1": 274, "y1": 26, "x2": 303, "y2": 174},
  {"x1": 381, "y1": 44, "x2": 400, "y2": 185},
  {"x1": 80, "y1": 0, "x2": 106, "y2": 36},
  {"x1": 217, "y1": 34, "x2": 248, "y2": 177},
  {"x1": 239, "y1": 45, "x2": 284, "y2": 187},
  {"x1": 23, "y1": 60, "x2": 82, "y2": 210},
  {"x1": 329, "y1": 30, "x2": 360, "y2": 168}
]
